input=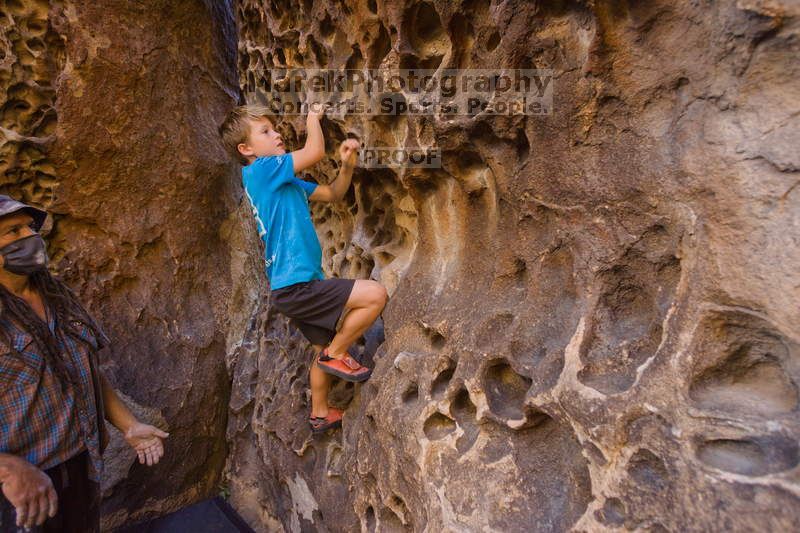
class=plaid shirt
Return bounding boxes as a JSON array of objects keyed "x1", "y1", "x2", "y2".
[{"x1": 0, "y1": 310, "x2": 110, "y2": 482}]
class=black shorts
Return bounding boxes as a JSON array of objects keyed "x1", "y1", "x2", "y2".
[{"x1": 271, "y1": 278, "x2": 356, "y2": 346}]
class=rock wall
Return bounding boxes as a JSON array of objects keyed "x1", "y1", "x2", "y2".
[
  {"x1": 4, "y1": 0, "x2": 799, "y2": 530},
  {"x1": 1, "y1": 0, "x2": 248, "y2": 528},
  {"x1": 225, "y1": 0, "x2": 800, "y2": 532}
]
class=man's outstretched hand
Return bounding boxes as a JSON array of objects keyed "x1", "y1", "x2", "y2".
[
  {"x1": 339, "y1": 138, "x2": 360, "y2": 167},
  {"x1": 124, "y1": 422, "x2": 169, "y2": 466}
]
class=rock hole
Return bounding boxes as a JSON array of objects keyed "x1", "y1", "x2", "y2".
[
  {"x1": 595, "y1": 497, "x2": 625, "y2": 526},
  {"x1": 429, "y1": 330, "x2": 445, "y2": 349},
  {"x1": 419, "y1": 321, "x2": 446, "y2": 350},
  {"x1": 451, "y1": 388, "x2": 479, "y2": 454},
  {"x1": 627, "y1": 449, "x2": 668, "y2": 490},
  {"x1": 401, "y1": 1, "x2": 448, "y2": 72},
  {"x1": 25, "y1": 19, "x2": 45, "y2": 36},
  {"x1": 5, "y1": 0, "x2": 25, "y2": 16},
  {"x1": 689, "y1": 312, "x2": 798, "y2": 417},
  {"x1": 486, "y1": 30, "x2": 501, "y2": 52},
  {"x1": 365, "y1": 414, "x2": 377, "y2": 433},
  {"x1": 391, "y1": 494, "x2": 407, "y2": 511},
  {"x1": 515, "y1": 127, "x2": 530, "y2": 161},
  {"x1": 388, "y1": 495, "x2": 412, "y2": 530},
  {"x1": 411, "y1": 2, "x2": 444, "y2": 44},
  {"x1": 379, "y1": 505, "x2": 409, "y2": 531},
  {"x1": 419, "y1": 54, "x2": 443, "y2": 71},
  {"x1": 319, "y1": 13, "x2": 334, "y2": 38},
  {"x1": 423, "y1": 412, "x2": 456, "y2": 440},
  {"x1": 518, "y1": 406, "x2": 552, "y2": 429},
  {"x1": 345, "y1": 44, "x2": 364, "y2": 70},
  {"x1": 447, "y1": 13, "x2": 474, "y2": 68},
  {"x1": 477, "y1": 416, "x2": 592, "y2": 530},
  {"x1": 696, "y1": 435, "x2": 799, "y2": 476},
  {"x1": 368, "y1": 23, "x2": 392, "y2": 68},
  {"x1": 25, "y1": 37, "x2": 45, "y2": 53},
  {"x1": 328, "y1": 378, "x2": 355, "y2": 406},
  {"x1": 306, "y1": 35, "x2": 330, "y2": 68},
  {"x1": 401, "y1": 382, "x2": 419, "y2": 404},
  {"x1": 431, "y1": 359, "x2": 456, "y2": 396},
  {"x1": 483, "y1": 360, "x2": 532, "y2": 419},
  {"x1": 365, "y1": 505, "x2": 376, "y2": 532},
  {"x1": 447, "y1": 149, "x2": 491, "y2": 197},
  {"x1": 691, "y1": 347, "x2": 798, "y2": 416},
  {"x1": 513, "y1": 257, "x2": 527, "y2": 284},
  {"x1": 579, "y1": 226, "x2": 681, "y2": 394},
  {"x1": 376, "y1": 251, "x2": 396, "y2": 265}
]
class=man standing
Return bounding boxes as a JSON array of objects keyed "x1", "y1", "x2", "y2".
[{"x1": 0, "y1": 196, "x2": 168, "y2": 532}]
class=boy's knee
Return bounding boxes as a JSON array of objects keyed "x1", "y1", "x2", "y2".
[
  {"x1": 380, "y1": 285, "x2": 389, "y2": 305},
  {"x1": 370, "y1": 282, "x2": 388, "y2": 308}
]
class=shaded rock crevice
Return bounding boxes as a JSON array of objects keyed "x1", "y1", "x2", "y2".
[{"x1": 2, "y1": 0, "x2": 246, "y2": 529}]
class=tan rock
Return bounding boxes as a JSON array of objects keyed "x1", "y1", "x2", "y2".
[{"x1": 225, "y1": 0, "x2": 800, "y2": 531}]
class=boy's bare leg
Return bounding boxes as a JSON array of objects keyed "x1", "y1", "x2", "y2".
[
  {"x1": 325, "y1": 280, "x2": 388, "y2": 360},
  {"x1": 310, "y1": 344, "x2": 332, "y2": 418},
  {"x1": 310, "y1": 280, "x2": 387, "y2": 417}
]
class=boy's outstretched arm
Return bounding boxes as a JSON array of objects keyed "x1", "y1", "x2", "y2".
[
  {"x1": 292, "y1": 108, "x2": 325, "y2": 174},
  {"x1": 292, "y1": 107, "x2": 326, "y2": 173},
  {"x1": 309, "y1": 138, "x2": 359, "y2": 203}
]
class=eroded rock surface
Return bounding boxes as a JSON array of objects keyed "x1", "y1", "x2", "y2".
[
  {"x1": 225, "y1": 0, "x2": 800, "y2": 531},
  {"x1": 4, "y1": 0, "x2": 799, "y2": 531}
]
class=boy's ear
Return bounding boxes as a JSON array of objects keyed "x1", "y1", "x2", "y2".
[{"x1": 237, "y1": 142, "x2": 253, "y2": 158}]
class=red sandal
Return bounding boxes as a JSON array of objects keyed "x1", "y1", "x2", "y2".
[
  {"x1": 316, "y1": 348, "x2": 372, "y2": 382},
  {"x1": 309, "y1": 406, "x2": 343, "y2": 434}
]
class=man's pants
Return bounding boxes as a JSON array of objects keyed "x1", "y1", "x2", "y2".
[{"x1": 0, "y1": 450, "x2": 99, "y2": 533}]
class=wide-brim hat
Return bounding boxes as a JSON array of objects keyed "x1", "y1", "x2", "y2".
[{"x1": 0, "y1": 195, "x2": 48, "y2": 231}]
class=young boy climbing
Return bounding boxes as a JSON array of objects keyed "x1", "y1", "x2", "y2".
[{"x1": 219, "y1": 104, "x2": 388, "y2": 433}]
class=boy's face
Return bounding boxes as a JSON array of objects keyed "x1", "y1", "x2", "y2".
[{"x1": 239, "y1": 117, "x2": 285, "y2": 160}]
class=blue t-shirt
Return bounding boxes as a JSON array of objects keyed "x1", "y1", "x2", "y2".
[{"x1": 242, "y1": 153, "x2": 324, "y2": 290}]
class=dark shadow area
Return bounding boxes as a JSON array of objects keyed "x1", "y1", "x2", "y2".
[{"x1": 117, "y1": 497, "x2": 254, "y2": 533}]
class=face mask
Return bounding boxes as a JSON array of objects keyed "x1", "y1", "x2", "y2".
[{"x1": 0, "y1": 234, "x2": 49, "y2": 275}]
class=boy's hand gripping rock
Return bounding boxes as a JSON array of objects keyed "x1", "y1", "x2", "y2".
[{"x1": 339, "y1": 138, "x2": 360, "y2": 167}]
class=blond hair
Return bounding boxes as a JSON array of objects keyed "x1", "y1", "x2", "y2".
[{"x1": 218, "y1": 104, "x2": 279, "y2": 165}]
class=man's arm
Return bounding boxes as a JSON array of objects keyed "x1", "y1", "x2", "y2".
[
  {"x1": 292, "y1": 110, "x2": 325, "y2": 174},
  {"x1": 100, "y1": 372, "x2": 168, "y2": 466},
  {"x1": 100, "y1": 372, "x2": 137, "y2": 434},
  {"x1": 309, "y1": 138, "x2": 360, "y2": 202}
]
